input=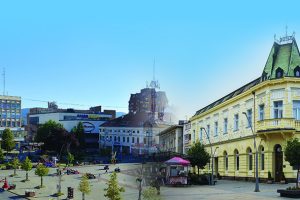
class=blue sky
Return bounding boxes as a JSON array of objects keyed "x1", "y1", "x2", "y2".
[{"x1": 0, "y1": 0, "x2": 299, "y2": 119}]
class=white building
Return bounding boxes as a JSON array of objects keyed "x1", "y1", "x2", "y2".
[
  {"x1": 158, "y1": 123, "x2": 184, "y2": 154},
  {"x1": 28, "y1": 107, "x2": 115, "y2": 152},
  {"x1": 99, "y1": 112, "x2": 170, "y2": 155}
]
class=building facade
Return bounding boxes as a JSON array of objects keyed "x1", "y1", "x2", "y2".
[
  {"x1": 0, "y1": 95, "x2": 26, "y2": 143},
  {"x1": 28, "y1": 105, "x2": 115, "y2": 152},
  {"x1": 158, "y1": 122, "x2": 184, "y2": 154},
  {"x1": 189, "y1": 35, "x2": 300, "y2": 182},
  {"x1": 99, "y1": 112, "x2": 170, "y2": 155}
]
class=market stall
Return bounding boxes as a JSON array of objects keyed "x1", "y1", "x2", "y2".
[{"x1": 164, "y1": 157, "x2": 190, "y2": 185}]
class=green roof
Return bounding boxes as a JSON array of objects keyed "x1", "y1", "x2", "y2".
[
  {"x1": 194, "y1": 36, "x2": 300, "y2": 117},
  {"x1": 262, "y1": 37, "x2": 300, "y2": 79}
]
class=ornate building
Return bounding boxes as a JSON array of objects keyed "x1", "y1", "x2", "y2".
[{"x1": 189, "y1": 34, "x2": 300, "y2": 182}]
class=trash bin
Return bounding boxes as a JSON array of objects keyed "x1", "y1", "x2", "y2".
[{"x1": 67, "y1": 187, "x2": 74, "y2": 199}]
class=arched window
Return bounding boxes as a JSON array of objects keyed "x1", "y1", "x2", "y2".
[
  {"x1": 260, "y1": 146, "x2": 265, "y2": 171},
  {"x1": 294, "y1": 66, "x2": 300, "y2": 77},
  {"x1": 234, "y1": 149, "x2": 239, "y2": 171},
  {"x1": 247, "y1": 148, "x2": 253, "y2": 171},
  {"x1": 224, "y1": 151, "x2": 228, "y2": 171},
  {"x1": 276, "y1": 68, "x2": 284, "y2": 78}
]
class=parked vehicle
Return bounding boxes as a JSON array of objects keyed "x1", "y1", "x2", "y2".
[{"x1": 85, "y1": 173, "x2": 96, "y2": 179}]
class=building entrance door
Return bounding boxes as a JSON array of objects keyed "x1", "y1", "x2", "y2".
[
  {"x1": 274, "y1": 144, "x2": 283, "y2": 182},
  {"x1": 214, "y1": 157, "x2": 219, "y2": 176}
]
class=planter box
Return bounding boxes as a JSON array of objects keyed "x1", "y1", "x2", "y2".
[{"x1": 277, "y1": 189, "x2": 300, "y2": 198}]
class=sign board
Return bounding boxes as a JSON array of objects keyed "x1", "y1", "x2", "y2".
[{"x1": 82, "y1": 122, "x2": 95, "y2": 133}]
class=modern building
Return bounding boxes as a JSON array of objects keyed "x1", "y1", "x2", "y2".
[
  {"x1": 189, "y1": 34, "x2": 300, "y2": 182},
  {"x1": 158, "y1": 121, "x2": 184, "y2": 154},
  {"x1": 0, "y1": 95, "x2": 26, "y2": 143},
  {"x1": 27, "y1": 103, "x2": 115, "y2": 152}
]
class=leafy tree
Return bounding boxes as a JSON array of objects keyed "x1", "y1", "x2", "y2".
[
  {"x1": 1, "y1": 128, "x2": 15, "y2": 156},
  {"x1": 72, "y1": 122, "x2": 85, "y2": 149},
  {"x1": 78, "y1": 174, "x2": 91, "y2": 200},
  {"x1": 0, "y1": 149, "x2": 4, "y2": 163},
  {"x1": 21, "y1": 157, "x2": 33, "y2": 181},
  {"x1": 35, "y1": 164, "x2": 49, "y2": 188},
  {"x1": 67, "y1": 152, "x2": 74, "y2": 166},
  {"x1": 11, "y1": 157, "x2": 20, "y2": 176},
  {"x1": 187, "y1": 141, "x2": 210, "y2": 174},
  {"x1": 35, "y1": 120, "x2": 63, "y2": 142},
  {"x1": 285, "y1": 138, "x2": 300, "y2": 188},
  {"x1": 142, "y1": 187, "x2": 161, "y2": 200},
  {"x1": 104, "y1": 172, "x2": 125, "y2": 200}
]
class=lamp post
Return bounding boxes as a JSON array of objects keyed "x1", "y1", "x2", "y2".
[
  {"x1": 200, "y1": 127, "x2": 214, "y2": 185},
  {"x1": 242, "y1": 112, "x2": 260, "y2": 192}
]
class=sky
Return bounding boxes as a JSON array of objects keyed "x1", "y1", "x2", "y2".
[{"x1": 0, "y1": 0, "x2": 300, "y2": 119}]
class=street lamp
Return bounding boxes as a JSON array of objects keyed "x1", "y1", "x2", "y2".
[
  {"x1": 200, "y1": 127, "x2": 214, "y2": 185},
  {"x1": 242, "y1": 112, "x2": 260, "y2": 192}
]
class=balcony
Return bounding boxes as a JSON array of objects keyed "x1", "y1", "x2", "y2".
[{"x1": 257, "y1": 118, "x2": 300, "y2": 132}]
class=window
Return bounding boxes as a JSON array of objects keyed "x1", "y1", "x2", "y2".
[
  {"x1": 123, "y1": 137, "x2": 125, "y2": 143},
  {"x1": 144, "y1": 138, "x2": 146, "y2": 144},
  {"x1": 248, "y1": 148, "x2": 253, "y2": 171},
  {"x1": 234, "y1": 114, "x2": 239, "y2": 131},
  {"x1": 235, "y1": 150, "x2": 239, "y2": 171},
  {"x1": 193, "y1": 130, "x2": 195, "y2": 143},
  {"x1": 127, "y1": 137, "x2": 129, "y2": 143},
  {"x1": 132, "y1": 137, "x2": 135, "y2": 143},
  {"x1": 137, "y1": 137, "x2": 140, "y2": 143},
  {"x1": 114, "y1": 136, "x2": 117, "y2": 141},
  {"x1": 223, "y1": 118, "x2": 228, "y2": 134},
  {"x1": 274, "y1": 101, "x2": 283, "y2": 118},
  {"x1": 118, "y1": 136, "x2": 120, "y2": 142},
  {"x1": 199, "y1": 128, "x2": 203, "y2": 141},
  {"x1": 214, "y1": 122, "x2": 218, "y2": 137},
  {"x1": 259, "y1": 104, "x2": 265, "y2": 121},
  {"x1": 276, "y1": 68, "x2": 283, "y2": 78},
  {"x1": 261, "y1": 147, "x2": 265, "y2": 171},
  {"x1": 224, "y1": 152, "x2": 228, "y2": 171},
  {"x1": 293, "y1": 100, "x2": 300, "y2": 120},
  {"x1": 110, "y1": 136, "x2": 112, "y2": 141},
  {"x1": 246, "y1": 109, "x2": 252, "y2": 127},
  {"x1": 207, "y1": 125, "x2": 210, "y2": 138},
  {"x1": 294, "y1": 66, "x2": 300, "y2": 77}
]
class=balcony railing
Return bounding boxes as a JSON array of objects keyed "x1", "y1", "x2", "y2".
[{"x1": 256, "y1": 118, "x2": 300, "y2": 132}]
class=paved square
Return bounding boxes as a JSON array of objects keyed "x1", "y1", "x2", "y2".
[{"x1": 0, "y1": 163, "x2": 297, "y2": 200}]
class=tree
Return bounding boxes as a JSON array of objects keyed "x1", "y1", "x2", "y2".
[
  {"x1": 21, "y1": 157, "x2": 33, "y2": 181},
  {"x1": 1, "y1": 128, "x2": 15, "y2": 156},
  {"x1": 104, "y1": 172, "x2": 125, "y2": 200},
  {"x1": 67, "y1": 152, "x2": 74, "y2": 166},
  {"x1": 142, "y1": 187, "x2": 161, "y2": 200},
  {"x1": 0, "y1": 149, "x2": 4, "y2": 163},
  {"x1": 72, "y1": 122, "x2": 85, "y2": 149},
  {"x1": 35, "y1": 164, "x2": 49, "y2": 188},
  {"x1": 78, "y1": 174, "x2": 91, "y2": 200},
  {"x1": 285, "y1": 138, "x2": 300, "y2": 188},
  {"x1": 187, "y1": 141, "x2": 210, "y2": 174},
  {"x1": 35, "y1": 120, "x2": 63, "y2": 143},
  {"x1": 11, "y1": 157, "x2": 20, "y2": 176}
]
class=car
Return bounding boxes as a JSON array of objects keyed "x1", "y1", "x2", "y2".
[{"x1": 85, "y1": 173, "x2": 96, "y2": 179}]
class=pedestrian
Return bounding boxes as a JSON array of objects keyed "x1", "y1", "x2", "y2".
[{"x1": 98, "y1": 173, "x2": 101, "y2": 182}]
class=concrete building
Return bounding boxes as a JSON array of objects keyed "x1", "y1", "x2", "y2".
[
  {"x1": 0, "y1": 95, "x2": 26, "y2": 143},
  {"x1": 158, "y1": 121, "x2": 184, "y2": 154},
  {"x1": 189, "y1": 34, "x2": 300, "y2": 182},
  {"x1": 28, "y1": 104, "x2": 115, "y2": 152}
]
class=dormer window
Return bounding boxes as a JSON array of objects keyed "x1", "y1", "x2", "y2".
[
  {"x1": 294, "y1": 66, "x2": 300, "y2": 77},
  {"x1": 275, "y1": 68, "x2": 284, "y2": 78}
]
